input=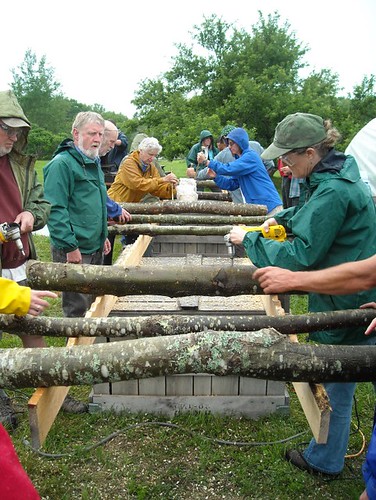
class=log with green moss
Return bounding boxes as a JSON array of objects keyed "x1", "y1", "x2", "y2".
[{"x1": 1, "y1": 329, "x2": 376, "y2": 388}]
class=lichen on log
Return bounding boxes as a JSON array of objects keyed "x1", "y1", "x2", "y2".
[
  {"x1": 1, "y1": 308, "x2": 375, "y2": 338},
  {"x1": 1, "y1": 329, "x2": 376, "y2": 388},
  {"x1": 26, "y1": 260, "x2": 263, "y2": 296},
  {"x1": 119, "y1": 200, "x2": 268, "y2": 216}
]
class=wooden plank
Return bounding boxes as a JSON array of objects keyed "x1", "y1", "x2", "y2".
[
  {"x1": 212, "y1": 375, "x2": 239, "y2": 395},
  {"x1": 90, "y1": 394, "x2": 288, "y2": 419},
  {"x1": 28, "y1": 235, "x2": 152, "y2": 448},
  {"x1": 193, "y1": 375, "x2": 212, "y2": 395},
  {"x1": 260, "y1": 294, "x2": 330, "y2": 444},
  {"x1": 166, "y1": 375, "x2": 193, "y2": 396}
]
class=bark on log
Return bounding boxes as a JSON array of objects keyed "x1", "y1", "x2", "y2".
[
  {"x1": 1, "y1": 329, "x2": 376, "y2": 388},
  {"x1": 196, "y1": 180, "x2": 218, "y2": 189},
  {"x1": 197, "y1": 192, "x2": 232, "y2": 201},
  {"x1": 3, "y1": 309, "x2": 375, "y2": 338},
  {"x1": 116, "y1": 214, "x2": 267, "y2": 225},
  {"x1": 26, "y1": 260, "x2": 265, "y2": 296},
  {"x1": 108, "y1": 224, "x2": 238, "y2": 236},
  {"x1": 119, "y1": 200, "x2": 268, "y2": 216}
]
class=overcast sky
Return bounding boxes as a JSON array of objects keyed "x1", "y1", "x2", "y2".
[{"x1": 2, "y1": 0, "x2": 375, "y2": 117}]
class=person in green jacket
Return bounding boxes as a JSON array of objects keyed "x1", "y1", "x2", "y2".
[
  {"x1": 44, "y1": 111, "x2": 110, "y2": 319},
  {"x1": 186, "y1": 129, "x2": 219, "y2": 177},
  {"x1": 229, "y1": 112, "x2": 376, "y2": 477}
]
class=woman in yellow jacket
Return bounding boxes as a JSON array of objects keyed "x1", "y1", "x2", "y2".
[
  {"x1": 0, "y1": 278, "x2": 56, "y2": 316},
  {"x1": 108, "y1": 137, "x2": 178, "y2": 202}
]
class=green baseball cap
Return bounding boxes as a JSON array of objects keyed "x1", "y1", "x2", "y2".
[
  {"x1": 220, "y1": 124, "x2": 236, "y2": 137},
  {"x1": 261, "y1": 113, "x2": 327, "y2": 160}
]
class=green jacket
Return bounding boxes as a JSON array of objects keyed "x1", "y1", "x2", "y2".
[
  {"x1": 43, "y1": 140, "x2": 108, "y2": 254},
  {"x1": 0, "y1": 90, "x2": 50, "y2": 271},
  {"x1": 186, "y1": 130, "x2": 219, "y2": 170},
  {"x1": 243, "y1": 151, "x2": 376, "y2": 345}
]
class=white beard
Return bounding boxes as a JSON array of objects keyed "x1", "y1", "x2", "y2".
[{"x1": 77, "y1": 136, "x2": 99, "y2": 160}]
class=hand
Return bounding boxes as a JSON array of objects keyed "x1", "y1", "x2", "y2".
[
  {"x1": 280, "y1": 166, "x2": 292, "y2": 175},
  {"x1": 66, "y1": 248, "x2": 82, "y2": 264},
  {"x1": 164, "y1": 173, "x2": 179, "y2": 185},
  {"x1": 207, "y1": 168, "x2": 216, "y2": 179},
  {"x1": 28, "y1": 290, "x2": 58, "y2": 316},
  {"x1": 360, "y1": 302, "x2": 376, "y2": 335},
  {"x1": 229, "y1": 226, "x2": 247, "y2": 245},
  {"x1": 253, "y1": 266, "x2": 294, "y2": 294},
  {"x1": 118, "y1": 208, "x2": 132, "y2": 223},
  {"x1": 261, "y1": 218, "x2": 278, "y2": 233},
  {"x1": 197, "y1": 152, "x2": 206, "y2": 164},
  {"x1": 14, "y1": 211, "x2": 35, "y2": 234},
  {"x1": 186, "y1": 167, "x2": 196, "y2": 178},
  {"x1": 103, "y1": 238, "x2": 112, "y2": 255}
]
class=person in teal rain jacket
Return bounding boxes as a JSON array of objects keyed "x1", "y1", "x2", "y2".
[
  {"x1": 199, "y1": 127, "x2": 282, "y2": 215},
  {"x1": 186, "y1": 129, "x2": 219, "y2": 176},
  {"x1": 43, "y1": 111, "x2": 110, "y2": 318},
  {"x1": 228, "y1": 112, "x2": 376, "y2": 478}
]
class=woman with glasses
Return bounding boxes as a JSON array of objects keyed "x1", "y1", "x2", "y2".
[{"x1": 229, "y1": 112, "x2": 376, "y2": 479}]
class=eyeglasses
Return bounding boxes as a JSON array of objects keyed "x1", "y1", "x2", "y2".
[
  {"x1": 0, "y1": 122, "x2": 20, "y2": 137},
  {"x1": 280, "y1": 153, "x2": 295, "y2": 168},
  {"x1": 280, "y1": 148, "x2": 308, "y2": 168}
]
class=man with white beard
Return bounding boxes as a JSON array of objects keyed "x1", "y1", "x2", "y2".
[{"x1": 43, "y1": 111, "x2": 111, "y2": 320}]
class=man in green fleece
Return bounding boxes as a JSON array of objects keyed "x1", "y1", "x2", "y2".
[{"x1": 44, "y1": 111, "x2": 110, "y2": 320}]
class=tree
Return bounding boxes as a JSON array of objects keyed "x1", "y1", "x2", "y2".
[{"x1": 11, "y1": 50, "x2": 63, "y2": 132}]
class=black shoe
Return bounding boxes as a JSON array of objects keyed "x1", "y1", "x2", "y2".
[
  {"x1": 61, "y1": 394, "x2": 88, "y2": 414},
  {"x1": 285, "y1": 449, "x2": 339, "y2": 478},
  {"x1": 0, "y1": 389, "x2": 18, "y2": 430}
]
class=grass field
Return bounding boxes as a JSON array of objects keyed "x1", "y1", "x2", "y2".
[{"x1": 0, "y1": 162, "x2": 372, "y2": 499}]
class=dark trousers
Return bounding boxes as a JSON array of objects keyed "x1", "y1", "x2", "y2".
[{"x1": 52, "y1": 247, "x2": 103, "y2": 317}]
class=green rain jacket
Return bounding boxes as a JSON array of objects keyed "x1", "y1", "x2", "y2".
[
  {"x1": 186, "y1": 130, "x2": 219, "y2": 170},
  {"x1": 243, "y1": 150, "x2": 376, "y2": 345},
  {"x1": 43, "y1": 140, "x2": 108, "y2": 254},
  {"x1": 0, "y1": 90, "x2": 50, "y2": 271}
]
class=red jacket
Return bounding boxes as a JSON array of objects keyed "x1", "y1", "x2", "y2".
[{"x1": 0, "y1": 424, "x2": 39, "y2": 499}]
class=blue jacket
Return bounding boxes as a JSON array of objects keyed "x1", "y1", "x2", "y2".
[{"x1": 208, "y1": 128, "x2": 282, "y2": 212}]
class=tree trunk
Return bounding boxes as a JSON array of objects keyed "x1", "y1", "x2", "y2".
[
  {"x1": 2, "y1": 308, "x2": 375, "y2": 338},
  {"x1": 26, "y1": 260, "x2": 264, "y2": 296},
  {"x1": 117, "y1": 214, "x2": 267, "y2": 225},
  {"x1": 1, "y1": 329, "x2": 376, "y2": 388},
  {"x1": 108, "y1": 224, "x2": 237, "y2": 236},
  {"x1": 197, "y1": 192, "x2": 232, "y2": 201},
  {"x1": 119, "y1": 200, "x2": 267, "y2": 216}
]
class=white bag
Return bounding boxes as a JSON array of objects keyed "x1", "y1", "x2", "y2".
[{"x1": 176, "y1": 178, "x2": 198, "y2": 202}]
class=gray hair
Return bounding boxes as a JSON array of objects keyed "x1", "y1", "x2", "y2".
[
  {"x1": 138, "y1": 137, "x2": 162, "y2": 154},
  {"x1": 71, "y1": 111, "x2": 105, "y2": 134}
]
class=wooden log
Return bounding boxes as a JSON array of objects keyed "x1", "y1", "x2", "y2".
[
  {"x1": 3, "y1": 308, "x2": 375, "y2": 338},
  {"x1": 116, "y1": 214, "x2": 267, "y2": 225},
  {"x1": 2, "y1": 329, "x2": 376, "y2": 388},
  {"x1": 196, "y1": 180, "x2": 218, "y2": 189},
  {"x1": 26, "y1": 260, "x2": 267, "y2": 296},
  {"x1": 197, "y1": 192, "x2": 232, "y2": 201},
  {"x1": 120, "y1": 200, "x2": 268, "y2": 216},
  {"x1": 108, "y1": 224, "x2": 237, "y2": 236}
]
